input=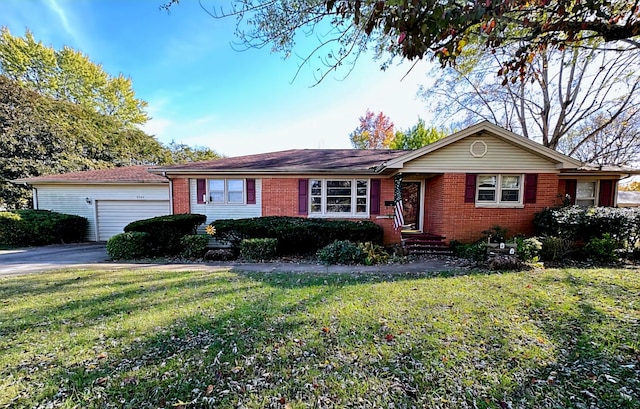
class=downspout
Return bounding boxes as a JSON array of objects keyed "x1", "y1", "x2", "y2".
[{"x1": 165, "y1": 172, "x2": 174, "y2": 215}]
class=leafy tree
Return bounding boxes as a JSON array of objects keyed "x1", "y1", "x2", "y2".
[
  {"x1": 349, "y1": 110, "x2": 394, "y2": 149},
  {"x1": 0, "y1": 28, "x2": 148, "y2": 126},
  {"x1": 424, "y1": 41, "x2": 640, "y2": 165},
  {"x1": 0, "y1": 76, "x2": 168, "y2": 209},
  {"x1": 619, "y1": 181, "x2": 640, "y2": 191},
  {"x1": 163, "y1": 0, "x2": 640, "y2": 82},
  {"x1": 389, "y1": 118, "x2": 447, "y2": 150},
  {"x1": 164, "y1": 141, "x2": 221, "y2": 163}
]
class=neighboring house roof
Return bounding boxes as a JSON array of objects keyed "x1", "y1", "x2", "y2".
[
  {"x1": 378, "y1": 121, "x2": 583, "y2": 172},
  {"x1": 12, "y1": 165, "x2": 168, "y2": 184},
  {"x1": 151, "y1": 149, "x2": 409, "y2": 175},
  {"x1": 618, "y1": 191, "x2": 640, "y2": 207}
]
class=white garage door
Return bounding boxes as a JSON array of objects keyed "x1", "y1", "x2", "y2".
[{"x1": 96, "y1": 200, "x2": 170, "y2": 241}]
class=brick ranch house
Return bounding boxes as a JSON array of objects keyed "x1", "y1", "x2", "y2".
[{"x1": 150, "y1": 121, "x2": 637, "y2": 244}]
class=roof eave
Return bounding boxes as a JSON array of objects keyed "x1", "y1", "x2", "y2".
[
  {"x1": 11, "y1": 179, "x2": 168, "y2": 185},
  {"x1": 151, "y1": 168, "x2": 380, "y2": 176}
]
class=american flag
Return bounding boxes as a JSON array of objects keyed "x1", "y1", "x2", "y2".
[{"x1": 393, "y1": 199, "x2": 405, "y2": 230}]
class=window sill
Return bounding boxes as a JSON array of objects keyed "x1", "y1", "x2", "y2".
[
  {"x1": 309, "y1": 214, "x2": 370, "y2": 219},
  {"x1": 475, "y1": 203, "x2": 524, "y2": 209}
]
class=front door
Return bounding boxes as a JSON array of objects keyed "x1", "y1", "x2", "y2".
[{"x1": 401, "y1": 182, "x2": 421, "y2": 230}]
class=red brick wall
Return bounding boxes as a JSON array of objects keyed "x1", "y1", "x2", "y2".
[
  {"x1": 261, "y1": 178, "x2": 299, "y2": 215},
  {"x1": 172, "y1": 178, "x2": 190, "y2": 214},
  {"x1": 260, "y1": 177, "x2": 400, "y2": 245},
  {"x1": 171, "y1": 174, "x2": 562, "y2": 244},
  {"x1": 425, "y1": 173, "x2": 560, "y2": 243}
]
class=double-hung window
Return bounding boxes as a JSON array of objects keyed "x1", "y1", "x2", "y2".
[
  {"x1": 477, "y1": 174, "x2": 522, "y2": 204},
  {"x1": 208, "y1": 179, "x2": 244, "y2": 204},
  {"x1": 576, "y1": 181, "x2": 596, "y2": 207},
  {"x1": 310, "y1": 179, "x2": 368, "y2": 216}
]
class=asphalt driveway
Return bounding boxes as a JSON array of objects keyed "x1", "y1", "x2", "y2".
[{"x1": 0, "y1": 243, "x2": 109, "y2": 277}]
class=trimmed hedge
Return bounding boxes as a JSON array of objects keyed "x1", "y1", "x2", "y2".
[
  {"x1": 534, "y1": 206, "x2": 640, "y2": 246},
  {"x1": 0, "y1": 209, "x2": 88, "y2": 246},
  {"x1": 106, "y1": 232, "x2": 150, "y2": 260},
  {"x1": 124, "y1": 214, "x2": 207, "y2": 255},
  {"x1": 240, "y1": 238, "x2": 278, "y2": 261},
  {"x1": 180, "y1": 234, "x2": 210, "y2": 259},
  {"x1": 210, "y1": 216, "x2": 383, "y2": 255}
]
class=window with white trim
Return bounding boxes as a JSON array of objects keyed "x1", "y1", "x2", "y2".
[
  {"x1": 310, "y1": 179, "x2": 368, "y2": 216},
  {"x1": 477, "y1": 174, "x2": 522, "y2": 204},
  {"x1": 208, "y1": 179, "x2": 244, "y2": 204},
  {"x1": 576, "y1": 181, "x2": 596, "y2": 207}
]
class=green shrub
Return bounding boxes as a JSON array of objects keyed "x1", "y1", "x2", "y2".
[
  {"x1": 481, "y1": 225, "x2": 510, "y2": 243},
  {"x1": 0, "y1": 210, "x2": 87, "y2": 246},
  {"x1": 124, "y1": 214, "x2": 206, "y2": 256},
  {"x1": 180, "y1": 234, "x2": 210, "y2": 259},
  {"x1": 317, "y1": 240, "x2": 364, "y2": 265},
  {"x1": 534, "y1": 206, "x2": 640, "y2": 249},
  {"x1": 0, "y1": 211, "x2": 23, "y2": 245},
  {"x1": 539, "y1": 236, "x2": 574, "y2": 262},
  {"x1": 239, "y1": 238, "x2": 278, "y2": 261},
  {"x1": 451, "y1": 241, "x2": 487, "y2": 262},
  {"x1": 358, "y1": 241, "x2": 389, "y2": 265},
  {"x1": 106, "y1": 232, "x2": 150, "y2": 260},
  {"x1": 516, "y1": 237, "x2": 542, "y2": 262},
  {"x1": 211, "y1": 216, "x2": 383, "y2": 255},
  {"x1": 583, "y1": 233, "x2": 618, "y2": 263}
]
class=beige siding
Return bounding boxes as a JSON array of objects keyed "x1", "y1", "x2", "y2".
[
  {"x1": 402, "y1": 134, "x2": 559, "y2": 173},
  {"x1": 34, "y1": 184, "x2": 169, "y2": 241},
  {"x1": 189, "y1": 178, "x2": 262, "y2": 232}
]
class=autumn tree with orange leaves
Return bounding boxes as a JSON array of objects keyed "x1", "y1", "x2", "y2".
[{"x1": 349, "y1": 110, "x2": 395, "y2": 149}]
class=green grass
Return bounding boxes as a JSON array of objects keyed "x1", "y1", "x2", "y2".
[{"x1": 1, "y1": 267, "x2": 639, "y2": 408}]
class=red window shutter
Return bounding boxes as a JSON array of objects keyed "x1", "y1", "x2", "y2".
[
  {"x1": 524, "y1": 174, "x2": 538, "y2": 204},
  {"x1": 246, "y1": 179, "x2": 256, "y2": 204},
  {"x1": 370, "y1": 179, "x2": 381, "y2": 215},
  {"x1": 298, "y1": 179, "x2": 308, "y2": 215},
  {"x1": 464, "y1": 174, "x2": 476, "y2": 203},
  {"x1": 196, "y1": 179, "x2": 206, "y2": 204},
  {"x1": 565, "y1": 179, "x2": 577, "y2": 205},
  {"x1": 598, "y1": 180, "x2": 614, "y2": 207}
]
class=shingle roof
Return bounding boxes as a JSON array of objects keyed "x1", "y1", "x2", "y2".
[
  {"x1": 152, "y1": 149, "x2": 409, "y2": 174},
  {"x1": 12, "y1": 165, "x2": 168, "y2": 184}
]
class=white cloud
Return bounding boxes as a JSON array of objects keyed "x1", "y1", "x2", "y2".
[{"x1": 44, "y1": 0, "x2": 83, "y2": 46}]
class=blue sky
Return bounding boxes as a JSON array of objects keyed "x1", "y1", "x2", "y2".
[{"x1": 1, "y1": 0, "x2": 438, "y2": 157}]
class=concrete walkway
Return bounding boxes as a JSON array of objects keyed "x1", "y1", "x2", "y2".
[{"x1": 0, "y1": 243, "x2": 465, "y2": 278}]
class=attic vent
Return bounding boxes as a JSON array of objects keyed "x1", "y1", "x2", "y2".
[{"x1": 469, "y1": 140, "x2": 488, "y2": 158}]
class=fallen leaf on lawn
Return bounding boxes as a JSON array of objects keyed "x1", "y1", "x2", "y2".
[
  {"x1": 321, "y1": 327, "x2": 330, "y2": 333},
  {"x1": 95, "y1": 377, "x2": 108, "y2": 386},
  {"x1": 96, "y1": 352, "x2": 108, "y2": 360},
  {"x1": 385, "y1": 333, "x2": 394, "y2": 342},
  {"x1": 122, "y1": 376, "x2": 138, "y2": 386},
  {"x1": 205, "y1": 384, "x2": 214, "y2": 395}
]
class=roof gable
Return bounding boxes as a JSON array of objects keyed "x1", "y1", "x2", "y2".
[{"x1": 380, "y1": 121, "x2": 582, "y2": 171}]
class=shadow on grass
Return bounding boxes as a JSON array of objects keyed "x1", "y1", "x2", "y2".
[
  {"x1": 1, "y1": 267, "x2": 638, "y2": 408},
  {"x1": 499, "y1": 270, "x2": 640, "y2": 408}
]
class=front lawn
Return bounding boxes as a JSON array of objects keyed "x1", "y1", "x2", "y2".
[{"x1": 1, "y1": 267, "x2": 638, "y2": 408}]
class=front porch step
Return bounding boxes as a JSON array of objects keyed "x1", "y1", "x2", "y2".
[{"x1": 401, "y1": 232, "x2": 453, "y2": 256}]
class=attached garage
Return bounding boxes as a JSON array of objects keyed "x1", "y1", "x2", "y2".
[
  {"x1": 96, "y1": 200, "x2": 170, "y2": 241},
  {"x1": 13, "y1": 166, "x2": 171, "y2": 241}
]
